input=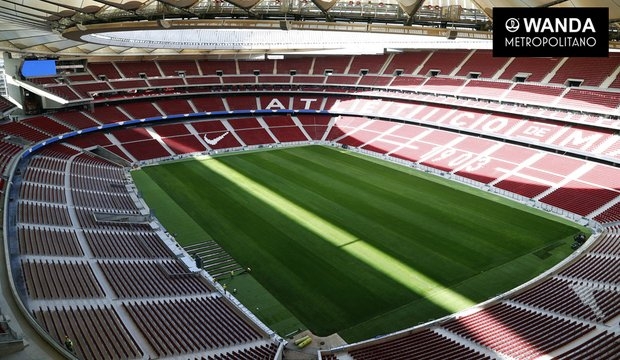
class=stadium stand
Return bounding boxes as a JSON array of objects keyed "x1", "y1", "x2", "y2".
[
  {"x1": 70, "y1": 81, "x2": 113, "y2": 98},
  {"x1": 2, "y1": 50, "x2": 620, "y2": 360},
  {"x1": 115, "y1": 61, "x2": 162, "y2": 78},
  {"x1": 506, "y1": 83, "x2": 565, "y2": 105},
  {"x1": 549, "y1": 55, "x2": 620, "y2": 87},
  {"x1": 20, "y1": 116, "x2": 72, "y2": 136},
  {"x1": 454, "y1": 50, "x2": 509, "y2": 78},
  {"x1": 461, "y1": 80, "x2": 512, "y2": 98},
  {"x1": 158, "y1": 60, "x2": 201, "y2": 76},
  {"x1": 417, "y1": 49, "x2": 470, "y2": 76},
  {"x1": 275, "y1": 57, "x2": 314, "y2": 75},
  {"x1": 498, "y1": 57, "x2": 562, "y2": 83},
  {"x1": 422, "y1": 77, "x2": 465, "y2": 94},
  {"x1": 90, "y1": 105, "x2": 131, "y2": 123},
  {"x1": 262, "y1": 115, "x2": 310, "y2": 142},
  {"x1": 147, "y1": 77, "x2": 185, "y2": 87},
  {"x1": 32, "y1": 305, "x2": 143, "y2": 359},
  {"x1": 156, "y1": 98, "x2": 195, "y2": 114},
  {"x1": 5, "y1": 145, "x2": 280, "y2": 359},
  {"x1": 313, "y1": 55, "x2": 351, "y2": 75},
  {"x1": 198, "y1": 59, "x2": 240, "y2": 76},
  {"x1": 87, "y1": 62, "x2": 123, "y2": 79},
  {"x1": 0, "y1": 120, "x2": 51, "y2": 142},
  {"x1": 21, "y1": 259, "x2": 105, "y2": 299},
  {"x1": 383, "y1": 51, "x2": 431, "y2": 75},
  {"x1": 0, "y1": 96, "x2": 16, "y2": 114},
  {"x1": 237, "y1": 59, "x2": 277, "y2": 75},
  {"x1": 560, "y1": 88, "x2": 620, "y2": 111},
  {"x1": 441, "y1": 303, "x2": 595, "y2": 360},
  {"x1": 108, "y1": 78, "x2": 148, "y2": 90},
  {"x1": 345, "y1": 328, "x2": 492, "y2": 360},
  {"x1": 348, "y1": 54, "x2": 388, "y2": 75},
  {"x1": 554, "y1": 330, "x2": 620, "y2": 360}
]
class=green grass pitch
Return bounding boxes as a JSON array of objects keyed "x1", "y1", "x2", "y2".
[{"x1": 131, "y1": 145, "x2": 587, "y2": 342}]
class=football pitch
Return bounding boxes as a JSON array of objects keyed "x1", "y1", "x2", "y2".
[{"x1": 131, "y1": 145, "x2": 587, "y2": 342}]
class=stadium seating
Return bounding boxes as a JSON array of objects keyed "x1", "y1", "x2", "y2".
[
  {"x1": 498, "y1": 57, "x2": 562, "y2": 83},
  {"x1": 417, "y1": 49, "x2": 470, "y2": 76},
  {"x1": 559, "y1": 89, "x2": 620, "y2": 111},
  {"x1": 44, "y1": 84, "x2": 82, "y2": 101},
  {"x1": 313, "y1": 55, "x2": 351, "y2": 75},
  {"x1": 21, "y1": 259, "x2": 104, "y2": 299},
  {"x1": 32, "y1": 305, "x2": 143, "y2": 359},
  {"x1": 123, "y1": 297, "x2": 266, "y2": 357},
  {"x1": 49, "y1": 111, "x2": 101, "y2": 130},
  {"x1": 226, "y1": 95, "x2": 259, "y2": 110},
  {"x1": 156, "y1": 98, "x2": 195, "y2": 114},
  {"x1": 185, "y1": 76, "x2": 222, "y2": 86},
  {"x1": 69, "y1": 81, "x2": 113, "y2": 98},
  {"x1": 320, "y1": 224, "x2": 619, "y2": 360},
  {"x1": 84, "y1": 230, "x2": 174, "y2": 259},
  {"x1": 383, "y1": 51, "x2": 431, "y2": 75},
  {"x1": 593, "y1": 202, "x2": 620, "y2": 223},
  {"x1": 357, "y1": 75, "x2": 393, "y2": 86},
  {"x1": 4, "y1": 51, "x2": 620, "y2": 360},
  {"x1": 0, "y1": 120, "x2": 52, "y2": 142},
  {"x1": 555, "y1": 330, "x2": 620, "y2": 360},
  {"x1": 90, "y1": 105, "x2": 131, "y2": 123},
  {"x1": 98, "y1": 260, "x2": 213, "y2": 298},
  {"x1": 262, "y1": 115, "x2": 309, "y2": 142},
  {"x1": 346, "y1": 328, "x2": 492, "y2": 360},
  {"x1": 461, "y1": 80, "x2": 512, "y2": 98},
  {"x1": 108, "y1": 79, "x2": 148, "y2": 90},
  {"x1": 119, "y1": 101, "x2": 163, "y2": 119},
  {"x1": 157, "y1": 60, "x2": 201, "y2": 76},
  {"x1": 441, "y1": 303, "x2": 595, "y2": 360},
  {"x1": 422, "y1": 77, "x2": 465, "y2": 94},
  {"x1": 506, "y1": 83, "x2": 565, "y2": 105},
  {"x1": 19, "y1": 182, "x2": 66, "y2": 203},
  {"x1": 296, "y1": 114, "x2": 332, "y2": 140},
  {"x1": 198, "y1": 343, "x2": 278, "y2": 360},
  {"x1": 115, "y1": 61, "x2": 162, "y2": 78},
  {"x1": 237, "y1": 59, "x2": 276, "y2": 75},
  {"x1": 455, "y1": 50, "x2": 509, "y2": 78},
  {"x1": 20, "y1": 116, "x2": 72, "y2": 136},
  {"x1": 557, "y1": 255, "x2": 619, "y2": 284},
  {"x1": 348, "y1": 54, "x2": 388, "y2": 75},
  {"x1": 87, "y1": 62, "x2": 123, "y2": 79},
  {"x1": 0, "y1": 96, "x2": 15, "y2": 114},
  {"x1": 511, "y1": 277, "x2": 619, "y2": 322},
  {"x1": 198, "y1": 59, "x2": 239, "y2": 75},
  {"x1": 325, "y1": 75, "x2": 359, "y2": 85},
  {"x1": 550, "y1": 55, "x2": 620, "y2": 87},
  {"x1": 22, "y1": 54, "x2": 619, "y2": 125},
  {"x1": 147, "y1": 77, "x2": 186, "y2": 87},
  {"x1": 276, "y1": 57, "x2": 314, "y2": 74},
  {"x1": 6, "y1": 146, "x2": 280, "y2": 359},
  {"x1": 227, "y1": 117, "x2": 276, "y2": 145},
  {"x1": 18, "y1": 227, "x2": 83, "y2": 257}
]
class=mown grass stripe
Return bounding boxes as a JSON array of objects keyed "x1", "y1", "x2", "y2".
[{"x1": 224, "y1": 152, "x2": 479, "y2": 282}]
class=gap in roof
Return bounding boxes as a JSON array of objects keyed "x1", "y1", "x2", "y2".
[{"x1": 80, "y1": 28, "x2": 492, "y2": 54}]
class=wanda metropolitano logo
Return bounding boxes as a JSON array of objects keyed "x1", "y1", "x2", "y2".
[
  {"x1": 493, "y1": 7, "x2": 608, "y2": 57},
  {"x1": 505, "y1": 18, "x2": 520, "y2": 33}
]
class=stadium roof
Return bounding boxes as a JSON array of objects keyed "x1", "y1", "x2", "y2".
[{"x1": 0, "y1": 0, "x2": 618, "y2": 57}]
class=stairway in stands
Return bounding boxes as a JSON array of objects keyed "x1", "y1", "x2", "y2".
[{"x1": 184, "y1": 240, "x2": 245, "y2": 280}]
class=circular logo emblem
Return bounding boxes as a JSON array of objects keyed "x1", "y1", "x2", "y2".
[{"x1": 505, "y1": 18, "x2": 519, "y2": 33}]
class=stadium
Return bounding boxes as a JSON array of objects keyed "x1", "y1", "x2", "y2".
[{"x1": 0, "y1": 0, "x2": 619, "y2": 359}]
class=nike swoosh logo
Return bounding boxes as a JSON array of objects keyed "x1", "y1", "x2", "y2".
[{"x1": 204, "y1": 131, "x2": 229, "y2": 145}]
